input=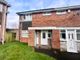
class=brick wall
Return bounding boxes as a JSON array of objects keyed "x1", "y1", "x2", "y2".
[
  {"x1": 28, "y1": 30, "x2": 35, "y2": 46},
  {"x1": 29, "y1": 10, "x2": 80, "y2": 49},
  {"x1": 20, "y1": 37, "x2": 28, "y2": 43},
  {"x1": 20, "y1": 9, "x2": 80, "y2": 49},
  {"x1": 32, "y1": 11, "x2": 80, "y2": 27},
  {"x1": 52, "y1": 30, "x2": 60, "y2": 49}
]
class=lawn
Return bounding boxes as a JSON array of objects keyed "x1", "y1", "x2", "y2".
[{"x1": 0, "y1": 42, "x2": 55, "y2": 60}]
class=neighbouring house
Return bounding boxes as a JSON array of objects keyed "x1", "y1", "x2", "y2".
[
  {"x1": 0, "y1": 0, "x2": 10, "y2": 44},
  {"x1": 6, "y1": 28, "x2": 19, "y2": 41},
  {"x1": 17, "y1": 15, "x2": 32, "y2": 43},
  {"x1": 17, "y1": 5, "x2": 80, "y2": 53}
]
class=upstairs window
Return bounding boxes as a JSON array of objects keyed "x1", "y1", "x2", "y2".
[
  {"x1": 24, "y1": 15, "x2": 32, "y2": 21},
  {"x1": 56, "y1": 11, "x2": 67, "y2": 15},
  {"x1": 43, "y1": 12, "x2": 52, "y2": 16}
]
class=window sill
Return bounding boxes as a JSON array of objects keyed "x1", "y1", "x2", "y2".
[
  {"x1": 60, "y1": 40, "x2": 80, "y2": 42},
  {"x1": 20, "y1": 20, "x2": 32, "y2": 22},
  {"x1": 60, "y1": 39, "x2": 66, "y2": 42},
  {"x1": 21, "y1": 37, "x2": 28, "y2": 38}
]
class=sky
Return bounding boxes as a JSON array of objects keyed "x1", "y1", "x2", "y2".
[{"x1": 7, "y1": 0, "x2": 80, "y2": 29}]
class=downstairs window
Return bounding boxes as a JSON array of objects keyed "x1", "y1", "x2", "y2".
[
  {"x1": 76, "y1": 30, "x2": 80, "y2": 40},
  {"x1": 60, "y1": 30, "x2": 66, "y2": 40},
  {"x1": 21, "y1": 31, "x2": 28, "y2": 38}
]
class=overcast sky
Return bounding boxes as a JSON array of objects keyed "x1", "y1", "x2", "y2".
[{"x1": 7, "y1": 0, "x2": 80, "y2": 29}]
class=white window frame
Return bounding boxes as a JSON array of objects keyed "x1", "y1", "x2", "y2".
[
  {"x1": 43, "y1": 12, "x2": 52, "y2": 16},
  {"x1": 24, "y1": 15, "x2": 32, "y2": 21},
  {"x1": 56, "y1": 11, "x2": 67, "y2": 15},
  {"x1": 60, "y1": 30, "x2": 66, "y2": 41},
  {"x1": 76, "y1": 30, "x2": 80, "y2": 41},
  {"x1": 48, "y1": 31, "x2": 52, "y2": 39},
  {"x1": 60, "y1": 29, "x2": 80, "y2": 42},
  {"x1": 21, "y1": 30, "x2": 29, "y2": 38}
]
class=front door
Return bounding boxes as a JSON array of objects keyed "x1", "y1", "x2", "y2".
[
  {"x1": 41, "y1": 31, "x2": 48, "y2": 45},
  {"x1": 67, "y1": 30, "x2": 77, "y2": 53}
]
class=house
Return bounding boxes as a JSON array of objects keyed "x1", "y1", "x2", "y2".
[
  {"x1": 17, "y1": 16, "x2": 32, "y2": 43},
  {"x1": 17, "y1": 5, "x2": 80, "y2": 53},
  {"x1": 0, "y1": 0, "x2": 10, "y2": 44},
  {"x1": 6, "y1": 28, "x2": 19, "y2": 41}
]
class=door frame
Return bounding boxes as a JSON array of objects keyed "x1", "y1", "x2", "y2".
[
  {"x1": 66, "y1": 29, "x2": 77, "y2": 53},
  {"x1": 41, "y1": 30, "x2": 48, "y2": 45},
  {"x1": 35, "y1": 31, "x2": 40, "y2": 46}
]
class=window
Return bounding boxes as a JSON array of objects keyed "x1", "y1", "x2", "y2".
[
  {"x1": 56, "y1": 11, "x2": 67, "y2": 15},
  {"x1": 60, "y1": 30, "x2": 66, "y2": 39},
  {"x1": 21, "y1": 31, "x2": 28, "y2": 37},
  {"x1": 48, "y1": 30, "x2": 52, "y2": 38},
  {"x1": 43, "y1": 12, "x2": 52, "y2": 16},
  {"x1": 24, "y1": 15, "x2": 32, "y2": 21},
  {"x1": 22, "y1": 21, "x2": 32, "y2": 30},
  {"x1": 48, "y1": 34, "x2": 51, "y2": 38},
  {"x1": 43, "y1": 33, "x2": 46, "y2": 38},
  {"x1": 76, "y1": 30, "x2": 80, "y2": 40}
]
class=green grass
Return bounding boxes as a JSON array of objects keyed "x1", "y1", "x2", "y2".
[{"x1": 0, "y1": 42, "x2": 55, "y2": 60}]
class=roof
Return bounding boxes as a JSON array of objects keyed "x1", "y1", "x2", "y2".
[
  {"x1": 17, "y1": 5, "x2": 80, "y2": 15},
  {"x1": 0, "y1": 0, "x2": 10, "y2": 7}
]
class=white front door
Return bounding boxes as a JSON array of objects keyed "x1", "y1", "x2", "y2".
[
  {"x1": 41, "y1": 31, "x2": 48, "y2": 45},
  {"x1": 67, "y1": 30, "x2": 77, "y2": 53}
]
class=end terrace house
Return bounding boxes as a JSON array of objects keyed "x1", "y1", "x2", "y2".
[
  {"x1": 0, "y1": 0, "x2": 10, "y2": 44},
  {"x1": 17, "y1": 5, "x2": 80, "y2": 53}
]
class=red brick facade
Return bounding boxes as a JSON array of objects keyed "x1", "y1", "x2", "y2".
[
  {"x1": 29, "y1": 10, "x2": 80, "y2": 49},
  {"x1": 18, "y1": 6, "x2": 80, "y2": 50},
  {"x1": 52, "y1": 30, "x2": 60, "y2": 49},
  {"x1": 28, "y1": 30, "x2": 35, "y2": 46},
  {"x1": 20, "y1": 37, "x2": 28, "y2": 43},
  {"x1": 32, "y1": 11, "x2": 80, "y2": 27}
]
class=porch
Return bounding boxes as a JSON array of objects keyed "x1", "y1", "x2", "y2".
[
  {"x1": 34, "y1": 30, "x2": 52, "y2": 49},
  {"x1": 28, "y1": 27, "x2": 80, "y2": 53}
]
